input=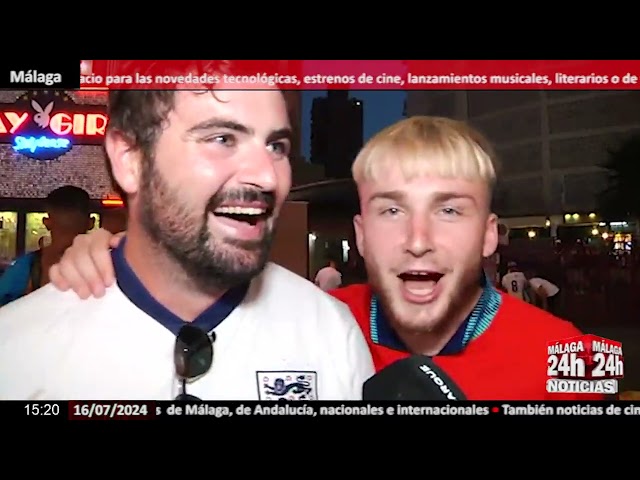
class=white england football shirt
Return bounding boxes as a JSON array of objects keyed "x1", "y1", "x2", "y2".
[
  {"x1": 501, "y1": 271, "x2": 528, "y2": 301},
  {"x1": 0, "y1": 244, "x2": 374, "y2": 401}
]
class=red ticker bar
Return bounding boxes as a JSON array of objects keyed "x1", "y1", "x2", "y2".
[{"x1": 76, "y1": 60, "x2": 640, "y2": 91}]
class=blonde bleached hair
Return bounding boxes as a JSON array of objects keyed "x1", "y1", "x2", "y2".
[{"x1": 352, "y1": 116, "x2": 499, "y2": 192}]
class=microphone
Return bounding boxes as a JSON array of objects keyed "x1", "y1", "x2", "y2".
[{"x1": 363, "y1": 356, "x2": 466, "y2": 401}]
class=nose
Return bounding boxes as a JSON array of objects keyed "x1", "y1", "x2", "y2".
[
  {"x1": 405, "y1": 214, "x2": 435, "y2": 257},
  {"x1": 237, "y1": 144, "x2": 278, "y2": 192}
]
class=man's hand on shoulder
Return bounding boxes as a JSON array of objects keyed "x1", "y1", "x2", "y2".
[{"x1": 49, "y1": 229, "x2": 124, "y2": 299}]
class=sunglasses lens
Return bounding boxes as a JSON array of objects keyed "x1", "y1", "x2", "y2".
[
  {"x1": 174, "y1": 325, "x2": 213, "y2": 378},
  {"x1": 175, "y1": 392, "x2": 202, "y2": 401}
]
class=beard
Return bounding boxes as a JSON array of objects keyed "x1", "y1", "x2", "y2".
[
  {"x1": 366, "y1": 255, "x2": 484, "y2": 336},
  {"x1": 137, "y1": 157, "x2": 276, "y2": 293}
]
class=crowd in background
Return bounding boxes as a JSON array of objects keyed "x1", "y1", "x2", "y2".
[
  {"x1": 316, "y1": 240, "x2": 638, "y2": 329},
  {"x1": 496, "y1": 243, "x2": 637, "y2": 327}
]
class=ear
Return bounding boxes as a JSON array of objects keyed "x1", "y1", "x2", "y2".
[
  {"x1": 87, "y1": 216, "x2": 96, "y2": 231},
  {"x1": 105, "y1": 129, "x2": 143, "y2": 196},
  {"x1": 353, "y1": 214, "x2": 365, "y2": 258},
  {"x1": 44, "y1": 101, "x2": 54, "y2": 115},
  {"x1": 31, "y1": 99, "x2": 43, "y2": 113},
  {"x1": 42, "y1": 216, "x2": 51, "y2": 231},
  {"x1": 482, "y1": 213, "x2": 499, "y2": 258}
]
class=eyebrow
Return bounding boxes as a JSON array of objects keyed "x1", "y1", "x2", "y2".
[
  {"x1": 367, "y1": 190, "x2": 477, "y2": 206},
  {"x1": 187, "y1": 118, "x2": 253, "y2": 136},
  {"x1": 431, "y1": 192, "x2": 477, "y2": 205},
  {"x1": 368, "y1": 190, "x2": 406, "y2": 205},
  {"x1": 186, "y1": 118, "x2": 292, "y2": 145},
  {"x1": 267, "y1": 128, "x2": 293, "y2": 144}
]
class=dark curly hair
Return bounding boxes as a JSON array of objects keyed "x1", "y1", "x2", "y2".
[
  {"x1": 45, "y1": 185, "x2": 92, "y2": 214},
  {"x1": 104, "y1": 61, "x2": 239, "y2": 199},
  {"x1": 105, "y1": 60, "x2": 294, "y2": 199},
  {"x1": 107, "y1": 60, "x2": 237, "y2": 157}
]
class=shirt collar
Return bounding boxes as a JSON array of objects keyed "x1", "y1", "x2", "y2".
[{"x1": 112, "y1": 237, "x2": 249, "y2": 335}]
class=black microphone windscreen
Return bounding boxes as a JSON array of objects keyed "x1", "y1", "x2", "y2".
[{"x1": 363, "y1": 356, "x2": 466, "y2": 401}]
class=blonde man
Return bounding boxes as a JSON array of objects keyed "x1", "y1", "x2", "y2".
[{"x1": 48, "y1": 116, "x2": 601, "y2": 400}]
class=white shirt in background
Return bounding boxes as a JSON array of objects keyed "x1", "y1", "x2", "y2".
[
  {"x1": 502, "y1": 271, "x2": 528, "y2": 300},
  {"x1": 315, "y1": 266, "x2": 342, "y2": 291},
  {"x1": 529, "y1": 277, "x2": 560, "y2": 297}
]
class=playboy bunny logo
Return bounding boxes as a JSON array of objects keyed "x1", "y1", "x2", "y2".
[
  {"x1": 31, "y1": 99, "x2": 54, "y2": 129},
  {"x1": 80, "y1": 60, "x2": 93, "y2": 76}
]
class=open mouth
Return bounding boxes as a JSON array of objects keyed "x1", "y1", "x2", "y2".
[
  {"x1": 397, "y1": 270, "x2": 444, "y2": 298},
  {"x1": 398, "y1": 271, "x2": 444, "y2": 283},
  {"x1": 212, "y1": 206, "x2": 271, "y2": 226}
]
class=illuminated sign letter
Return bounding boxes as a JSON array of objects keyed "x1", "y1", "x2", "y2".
[
  {"x1": 0, "y1": 91, "x2": 108, "y2": 161},
  {"x1": 14, "y1": 136, "x2": 71, "y2": 153}
]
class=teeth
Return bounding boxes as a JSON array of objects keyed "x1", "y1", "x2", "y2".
[
  {"x1": 406, "y1": 284, "x2": 436, "y2": 295},
  {"x1": 214, "y1": 207, "x2": 265, "y2": 215}
]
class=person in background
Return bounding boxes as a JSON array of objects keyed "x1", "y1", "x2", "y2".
[
  {"x1": 482, "y1": 251, "x2": 500, "y2": 288},
  {"x1": 501, "y1": 261, "x2": 533, "y2": 302},
  {"x1": 0, "y1": 185, "x2": 94, "y2": 306},
  {"x1": 528, "y1": 275, "x2": 560, "y2": 313},
  {"x1": 314, "y1": 259, "x2": 342, "y2": 291},
  {"x1": 0, "y1": 83, "x2": 373, "y2": 400},
  {"x1": 48, "y1": 116, "x2": 600, "y2": 400}
]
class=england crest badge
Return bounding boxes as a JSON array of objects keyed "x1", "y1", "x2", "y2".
[{"x1": 257, "y1": 371, "x2": 318, "y2": 400}]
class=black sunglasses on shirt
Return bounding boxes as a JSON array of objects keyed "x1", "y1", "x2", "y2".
[{"x1": 174, "y1": 325, "x2": 215, "y2": 401}]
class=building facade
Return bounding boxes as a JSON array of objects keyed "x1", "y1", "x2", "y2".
[
  {"x1": 406, "y1": 90, "x2": 640, "y2": 223},
  {"x1": 310, "y1": 91, "x2": 364, "y2": 179},
  {"x1": 0, "y1": 89, "x2": 125, "y2": 263},
  {"x1": 0, "y1": 88, "x2": 307, "y2": 266},
  {"x1": 282, "y1": 90, "x2": 302, "y2": 161}
]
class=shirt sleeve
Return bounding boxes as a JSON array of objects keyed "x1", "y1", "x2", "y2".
[{"x1": 0, "y1": 254, "x2": 33, "y2": 306}]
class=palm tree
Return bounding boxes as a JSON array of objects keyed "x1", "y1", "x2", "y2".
[{"x1": 598, "y1": 135, "x2": 640, "y2": 221}]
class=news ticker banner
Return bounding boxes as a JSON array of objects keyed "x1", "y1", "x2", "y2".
[
  {"x1": 547, "y1": 334, "x2": 624, "y2": 395},
  {"x1": 10, "y1": 400, "x2": 640, "y2": 420},
  {"x1": 3, "y1": 60, "x2": 640, "y2": 91}
]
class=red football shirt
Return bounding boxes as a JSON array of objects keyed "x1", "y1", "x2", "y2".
[{"x1": 331, "y1": 284, "x2": 604, "y2": 401}]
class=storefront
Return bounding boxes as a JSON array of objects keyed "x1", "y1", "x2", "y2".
[{"x1": 0, "y1": 89, "x2": 125, "y2": 266}]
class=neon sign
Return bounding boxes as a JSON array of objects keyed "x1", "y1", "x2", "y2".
[
  {"x1": 14, "y1": 136, "x2": 71, "y2": 153},
  {"x1": 0, "y1": 91, "x2": 108, "y2": 161}
]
